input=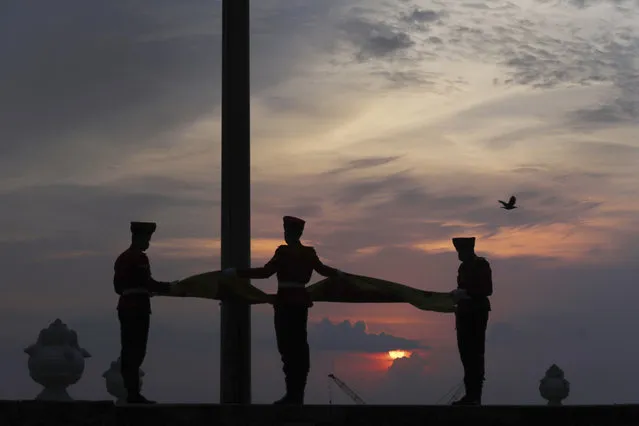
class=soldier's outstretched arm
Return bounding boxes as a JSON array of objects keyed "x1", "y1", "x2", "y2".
[
  {"x1": 235, "y1": 247, "x2": 280, "y2": 279},
  {"x1": 311, "y1": 249, "x2": 341, "y2": 278}
]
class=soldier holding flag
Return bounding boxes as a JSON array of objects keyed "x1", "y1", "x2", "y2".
[
  {"x1": 223, "y1": 216, "x2": 343, "y2": 405},
  {"x1": 450, "y1": 237, "x2": 492, "y2": 406},
  {"x1": 114, "y1": 221, "x2": 179, "y2": 404}
]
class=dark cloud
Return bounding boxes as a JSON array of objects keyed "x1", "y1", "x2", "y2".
[
  {"x1": 309, "y1": 319, "x2": 426, "y2": 352},
  {"x1": 386, "y1": 352, "x2": 429, "y2": 377},
  {"x1": 400, "y1": 8, "x2": 441, "y2": 24},
  {"x1": 550, "y1": 0, "x2": 629, "y2": 10},
  {"x1": 323, "y1": 0, "x2": 639, "y2": 109},
  {"x1": 371, "y1": 70, "x2": 440, "y2": 88},
  {"x1": 332, "y1": 171, "x2": 415, "y2": 206},
  {"x1": 567, "y1": 43, "x2": 639, "y2": 129},
  {"x1": 366, "y1": 352, "x2": 444, "y2": 405},
  {"x1": 325, "y1": 156, "x2": 402, "y2": 175},
  {"x1": 340, "y1": 18, "x2": 415, "y2": 61},
  {"x1": 488, "y1": 7, "x2": 639, "y2": 128}
]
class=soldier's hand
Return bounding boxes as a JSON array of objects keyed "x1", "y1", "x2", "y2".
[{"x1": 450, "y1": 288, "x2": 469, "y2": 302}]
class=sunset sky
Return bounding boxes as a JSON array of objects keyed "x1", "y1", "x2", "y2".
[{"x1": 1, "y1": 0, "x2": 639, "y2": 405}]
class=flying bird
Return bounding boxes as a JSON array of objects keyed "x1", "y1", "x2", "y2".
[{"x1": 498, "y1": 195, "x2": 517, "y2": 210}]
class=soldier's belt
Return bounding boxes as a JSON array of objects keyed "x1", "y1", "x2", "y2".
[
  {"x1": 122, "y1": 288, "x2": 150, "y2": 296},
  {"x1": 277, "y1": 281, "x2": 306, "y2": 289}
]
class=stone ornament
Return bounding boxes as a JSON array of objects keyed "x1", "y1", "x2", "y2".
[
  {"x1": 539, "y1": 364, "x2": 570, "y2": 405},
  {"x1": 24, "y1": 318, "x2": 91, "y2": 401},
  {"x1": 102, "y1": 358, "x2": 145, "y2": 403}
]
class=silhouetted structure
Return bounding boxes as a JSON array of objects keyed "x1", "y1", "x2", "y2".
[
  {"x1": 224, "y1": 216, "x2": 342, "y2": 404},
  {"x1": 219, "y1": 0, "x2": 252, "y2": 405},
  {"x1": 450, "y1": 237, "x2": 492, "y2": 406},
  {"x1": 113, "y1": 222, "x2": 175, "y2": 404}
]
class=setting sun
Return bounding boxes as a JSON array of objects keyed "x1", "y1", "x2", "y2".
[{"x1": 388, "y1": 350, "x2": 410, "y2": 360}]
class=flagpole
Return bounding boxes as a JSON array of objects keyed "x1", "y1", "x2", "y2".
[{"x1": 220, "y1": 0, "x2": 251, "y2": 404}]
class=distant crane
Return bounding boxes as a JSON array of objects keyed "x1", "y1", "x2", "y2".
[{"x1": 328, "y1": 373, "x2": 367, "y2": 405}]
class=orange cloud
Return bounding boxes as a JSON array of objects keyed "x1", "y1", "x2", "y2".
[
  {"x1": 337, "y1": 352, "x2": 392, "y2": 375},
  {"x1": 410, "y1": 222, "x2": 617, "y2": 262},
  {"x1": 388, "y1": 349, "x2": 411, "y2": 360},
  {"x1": 354, "y1": 246, "x2": 383, "y2": 257}
]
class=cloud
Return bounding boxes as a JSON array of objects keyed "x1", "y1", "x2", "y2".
[
  {"x1": 309, "y1": 318, "x2": 427, "y2": 352},
  {"x1": 325, "y1": 156, "x2": 402, "y2": 175},
  {"x1": 0, "y1": 0, "x2": 356, "y2": 184},
  {"x1": 0, "y1": 1, "x2": 220, "y2": 179},
  {"x1": 400, "y1": 8, "x2": 441, "y2": 25},
  {"x1": 325, "y1": 0, "x2": 639, "y2": 109},
  {"x1": 340, "y1": 18, "x2": 415, "y2": 61}
]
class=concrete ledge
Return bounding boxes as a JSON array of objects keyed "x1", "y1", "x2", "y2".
[{"x1": 2, "y1": 401, "x2": 639, "y2": 426}]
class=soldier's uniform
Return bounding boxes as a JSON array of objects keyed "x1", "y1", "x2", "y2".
[
  {"x1": 114, "y1": 221, "x2": 173, "y2": 404},
  {"x1": 451, "y1": 237, "x2": 492, "y2": 406},
  {"x1": 235, "y1": 216, "x2": 341, "y2": 405}
]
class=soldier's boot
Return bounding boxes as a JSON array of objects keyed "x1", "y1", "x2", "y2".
[
  {"x1": 273, "y1": 375, "x2": 296, "y2": 405},
  {"x1": 288, "y1": 374, "x2": 306, "y2": 405},
  {"x1": 452, "y1": 379, "x2": 481, "y2": 406},
  {"x1": 467, "y1": 379, "x2": 483, "y2": 405},
  {"x1": 124, "y1": 375, "x2": 156, "y2": 404}
]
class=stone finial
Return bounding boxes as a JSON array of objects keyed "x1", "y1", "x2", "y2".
[
  {"x1": 24, "y1": 319, "x2": 91, "y2": 401},
  {"x1": 539, "y1": 364, "x2": 570, "y2": 405},
  {"x1": 103, "y1": 358, "x2": 145, "y2": 403}
]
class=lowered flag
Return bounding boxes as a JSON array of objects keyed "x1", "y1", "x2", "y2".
[
  {"x1": 166, "y1": 271, "x2": 455, "y2": 313},
  {"x1": 168, "y1": 271, "x2": 271, "y2": 304},
  {"x1": 308, "y1": 274, "x2": 455, "y2": 313}
]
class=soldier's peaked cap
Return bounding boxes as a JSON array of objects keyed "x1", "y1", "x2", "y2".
[
  {"x1": 452, "y1": 237, "x2": 475, "y2": 251},
  {"x1": 283, "y1": 216, "x2": 305, "y2": 230},
  {"x1": 130, "y1": 221, "x2": 157, "y2": 235}
]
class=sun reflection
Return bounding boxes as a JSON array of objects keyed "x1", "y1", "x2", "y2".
[{"x1": 388, "y1": 350, "x2": 410, "y2": 360}]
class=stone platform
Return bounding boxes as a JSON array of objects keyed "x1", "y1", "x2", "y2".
[{"x1": 2, "y1": 401, "x2": 639, "y2": 426}]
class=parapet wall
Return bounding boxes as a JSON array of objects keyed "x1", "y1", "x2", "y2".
[{"x1": 2, "y1": 401, "x2": 639, "y2": 426}]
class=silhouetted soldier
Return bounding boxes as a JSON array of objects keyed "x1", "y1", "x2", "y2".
[
  {"x1": 450, "y1": 237, "x2": 492, "y2": 406},
  {"x1": 223, "y1": 216, "x2": 343, "y2": 405},
  {"x1": 114, "y1": 221, "x2": 178, "y2": 404}
]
